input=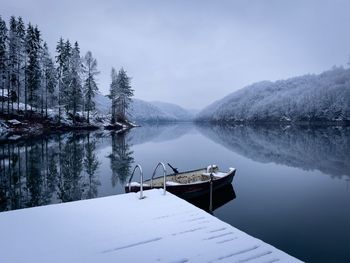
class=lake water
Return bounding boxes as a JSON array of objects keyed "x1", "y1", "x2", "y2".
[{"x1": 0, "y1": 123, "x2": 349, "y2": 262}]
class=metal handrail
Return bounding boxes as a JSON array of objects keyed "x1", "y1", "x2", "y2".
[
  {"x1": 128, "y1": 164, "x2": 145, "y2": 199},
  {"x1": 151, "y1": 162, "x2": 167, "y2": 195}
]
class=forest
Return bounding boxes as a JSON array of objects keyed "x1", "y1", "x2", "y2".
[{"x1": 0, "y1": 15, "x2": 133, "y2": 133}]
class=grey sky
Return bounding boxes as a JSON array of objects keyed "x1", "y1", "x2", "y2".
[{"x1": 1, "y1": 0, "x2": 350, "y2": 109}]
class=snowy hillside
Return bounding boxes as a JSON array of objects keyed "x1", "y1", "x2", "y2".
[
  {"x1": 151, "y1": 101, "x2": 194, "y2": 121},
  {"x1": 196, "y1": 67, "x2": 350, "y2": 123},
  {"x1": 128, "y1": 99, "x2": 177, "y2": 122},
  {"x1": 95, "y1": 94, "x2": 193, "y2": 122}
]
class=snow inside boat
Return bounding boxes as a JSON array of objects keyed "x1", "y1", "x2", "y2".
[{"x1": 125, "y1": 165, "x2": 236, "y2": 199}]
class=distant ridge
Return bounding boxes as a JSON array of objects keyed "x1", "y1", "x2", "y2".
[
  {"x1": 196, "y1": 66, "x2": 350, "y2": 123},
  {"x1": 151, "y1": 101, "x2": 194, "y2": 121},
  {"x1": 95, "y1": 94, "x2": 194, "y2": 122}
]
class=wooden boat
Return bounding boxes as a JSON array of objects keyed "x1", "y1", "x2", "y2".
[{"x1": 125, "y1": 165, "x2": 236, "y2": 199}]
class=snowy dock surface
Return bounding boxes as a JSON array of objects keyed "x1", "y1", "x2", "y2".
[{"x1": 0, "y1": 189, "x2": 302, "y2": 263}]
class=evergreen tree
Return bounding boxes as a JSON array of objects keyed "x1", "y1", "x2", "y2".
[
  {"x1": 115, "y1": 68, "x2": 134, "y2": 122},
  {"x1": 39, "y1": 42, "x2": 45, "y2": 115},
  {"x1": 82, "y1": 51, "x2": 99, "y2": 123},
  {"x1": 42, "y1": 42, "x2": 57, "y2": 117},
  {"x1": 108, "y1": 67, "x2": 118, "y2": 124},
  {"x1": 25, "y1": 24, "x2": 41, "y2": 112},
  {"x1": 24, "y1": 24, "x2": 32, "y2": 112},
  {"x1": 8, "y1": 16, "x2": 18, "y2": 113},
  {"x1": 68, "y1": 41, "x2": 82, "y2": 123},
  {"x1": 0, "y1": 16, "x2": 8, "y2": 113},
  {"x1": 55, "y1": 37, "x2": 65, "y2": 121},
  {"x1": 61, "y1": 39, "x2": 72, "y2": 114},
  {"x1": 16, "y1": 17, "x2": 26, "y2": 112}
]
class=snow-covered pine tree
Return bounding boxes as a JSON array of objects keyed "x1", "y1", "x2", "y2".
[
  {"x1": 62, "y1": 39, "x2": 72, "y2": 114},
  {"x1": 108, "y1": 67, "x2": 118, "y2": 124},
  {"x1": 8, "y1": 16, "x2": 18, "y2": 113},
  {"x1": 68, "y1": 41, "x2": 82, "y2": 124},
  {"x1": 16, "y1": 17, "x2": 26, "y2": 112},
  {"x1": 24, "y1": 24, "x2": 32, "y2": 112},
  {"x1": 42, "y1": 42, "x2": 57, "y2": 117},
  {"x1": 34, "y1": 26, "x2": 42, "y2": 112},
  {"x1": 39, "y1": 41, "x2": 45, "y2": 115},
  {"x1": 82, "y1": 51, "x2": 99, "y2": 124},
  {"x1": 55, "y1": 37, "x2": 65, "y2": 122},
  {"x1": 115, "y1": 68, "x2": 133, "y2": 122},
  {"x1": 0, "y1": 16, "x2": 8, "y2": 113},
  {"x1": 25, "y1": 24, "x2": 41, "y2": 113}
]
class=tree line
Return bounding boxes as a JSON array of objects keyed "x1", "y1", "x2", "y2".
[{"x1": 0, "y1": 15, "x2": 134, "y2": 125}]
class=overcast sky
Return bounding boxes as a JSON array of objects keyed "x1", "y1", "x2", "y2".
[{"x1": 1, "y1": 0, "x2": 350, "y2": 109}]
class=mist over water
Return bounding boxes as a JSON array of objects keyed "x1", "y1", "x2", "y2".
[{"x1": 0, "y1": 123, "x2": 349, "y2": 262}]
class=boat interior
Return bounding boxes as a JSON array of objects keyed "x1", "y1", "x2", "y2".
[{"x1": 145, "y1": 166, "x2": 229, "y2": 187}]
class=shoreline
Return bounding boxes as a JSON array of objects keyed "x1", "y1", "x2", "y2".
[
  {"x1": 0, "y1": 113, "x2": 133, "y2": 143},
  {"x1": 2, "y1": 116, "x2": 349, "y2": 143}
]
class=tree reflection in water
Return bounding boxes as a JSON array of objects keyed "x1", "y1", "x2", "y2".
[
  {"x1": 0, "y1": 130, "x2": 137, "y2": 212},
  {"x1": 0, "y1": 132, "x2": 104, "y2": 211},
  {"x1": 108, "y1": 131, "x2": 134, "y2": 187}
]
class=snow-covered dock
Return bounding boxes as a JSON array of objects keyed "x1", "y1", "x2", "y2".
[{"x1": 0, "y1": 189, "x2": 302, "y2": 263}]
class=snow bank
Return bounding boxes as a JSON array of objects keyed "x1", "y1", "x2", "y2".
[{"x1": 0, "y1": 189, "x2": 302, "y2": 263}]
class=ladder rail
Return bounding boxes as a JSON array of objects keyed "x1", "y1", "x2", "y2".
[
  {"x1": 151, "y1": 162, "x2": 167, "y2": 195},
  {"x1": 128, "y1": 164, "x2": 145, "y2": 199}
]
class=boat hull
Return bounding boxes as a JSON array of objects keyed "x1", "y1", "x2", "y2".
[
  {"x1": 125, "y1": 169, "x2": 235, "y2": 199},
  {"x1": 188, "y1": 184, "x2": 236, "y2": 212}
]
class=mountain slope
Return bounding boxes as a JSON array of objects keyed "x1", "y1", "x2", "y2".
[
  {"x1": 94, "y1": 94, "x2": 188, "y2": 122},
  {"x1": 151, "y1": 101, "x2": 194, "y2": 121},
  {"x1": 128, "y1": 99, "x2": 177, "y2": 122},
  {"x1": 196, "y1": 67, "x2": 350, "y2": 123}
]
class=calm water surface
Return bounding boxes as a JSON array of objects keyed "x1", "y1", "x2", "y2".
[{"x1": 0, "y1": 123, "x2": 349, "y2": 262}]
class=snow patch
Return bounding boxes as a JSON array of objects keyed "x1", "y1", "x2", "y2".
[{"x1": 7, "y1": 119, "x2": 21, "y2": 125}]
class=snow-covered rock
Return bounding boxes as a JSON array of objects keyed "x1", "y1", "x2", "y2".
[{"x1": 7, "y1": 119, "x2": 22, "y2": 125}]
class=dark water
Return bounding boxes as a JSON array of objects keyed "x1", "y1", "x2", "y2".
[{"x1": 0, "y1": 123, "x2": 350, "y2": 262}]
